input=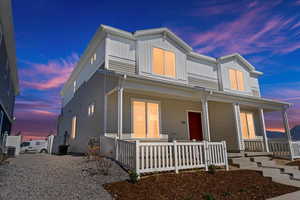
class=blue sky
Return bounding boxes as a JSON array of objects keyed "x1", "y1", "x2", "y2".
[{"x1": 11, "y1": 0, "x2": 300, "y2": 135}]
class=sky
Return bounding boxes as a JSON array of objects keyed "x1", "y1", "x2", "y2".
[{"x1": 11, "y1": 0, "x2": 300, "y2": 136}]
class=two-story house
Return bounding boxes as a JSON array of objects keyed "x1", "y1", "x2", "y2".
[
  {"x1": 58, "y1": 25, "x2": 291, "y2": 154},
  {"x1": 0, "y1": 0, "x2": 19, "y2": 153}
]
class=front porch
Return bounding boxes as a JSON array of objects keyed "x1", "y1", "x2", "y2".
[{"x1": 102, "y1": 74, "x2": 296, "y2": 162}]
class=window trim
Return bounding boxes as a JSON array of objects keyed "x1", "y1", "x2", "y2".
[
  {"x1": 229, "y1": 68, "x2": 245, "y2": 91},
  {"x1": 130, "y1": 98, "x2": 161, "y2": 138},
  {"x1": 240, "y1": 111, "x2": 256, "y2": 139},
  {"x1": 151, "y1": 46, "x2": 176, "y2": 78}
]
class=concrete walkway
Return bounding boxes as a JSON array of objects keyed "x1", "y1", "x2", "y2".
[
  {"x1": 0, "y1": 154, "x2": 128, "y2": 200},
  {"x1": 268, "y1": 191, "x2": 300, "y2": 200}
]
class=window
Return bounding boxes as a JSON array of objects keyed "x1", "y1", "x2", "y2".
[
  {"x1": 240, "y1": 111, "x2": 256, "y2": 139},
  {"x1": 152, "y1": 47, "x2": 176, "y2": 77},
  {"x1": 229, "y1": 69, "x2": 245, "y2": 91},
  {"x1": 73, "y1": 81, "x2": 77, "y2": 93},
  {"x1": 88, "y1": 103, "x2": 95, "y2": 116},
  {"x1": 132, "y1": 100, "x2": 160, "y2": 138},
  {"x1": 90, "y1": 53, "x2": 97, "y2": 64},
  {"x1": 71, "y1": 116, "x2": 77, "y2": 139}
]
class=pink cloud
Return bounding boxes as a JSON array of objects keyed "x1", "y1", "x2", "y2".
[
  {"x1": 20, "y1": 53, "x2": 79, "y2": 90},
  {"x1": 188, "y1": 1, "x2": 300, "y2": 56}
]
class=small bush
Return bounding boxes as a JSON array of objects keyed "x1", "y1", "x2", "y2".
[
  {"x1": 129, "y1": 170, "x2": 139, "y2": 183},
  {"x1": 203, "y1": 193, "x2": 215, "y2": 200},
  {"x1": 0, "y1": 153, "x2": 9, "y2": 165},
  {"x1": 95, "y1": 156, "x2": 112, "y2": 175},
  {"x1": 208, "y1": 165, "x2": 217, "y2": 174}
]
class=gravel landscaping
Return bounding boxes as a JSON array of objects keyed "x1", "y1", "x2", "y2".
[{"x1": 0, "y1": 154, "x2": 128, "y2": 200}]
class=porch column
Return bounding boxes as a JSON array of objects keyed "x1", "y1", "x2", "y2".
[
  {"x1": 232, "y1": 103, "x2": 244, "y2": 151},
  {"x1": 258, "y1": 108, "x2": 269, "y2": 152},
  {"x1": 201, "y1": 97, "x2": 211, "y2": 141},
  {"x1": 117, "y1": 87, "x2": 123, "y2": 139},
  {"x1": 282, "y1": 109, "x2": 294, "y2": 159}
]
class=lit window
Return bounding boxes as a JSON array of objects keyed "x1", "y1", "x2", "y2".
[
  {"x1": 71, "y1": 116, "x2": 77, "y2": 139},
  {"x1": 152, "y1": 48, "x2": 176, "y2": 77},
  {"x1": 133, "y1": 100, "x2": 160, "y2": 138},
  {"x1": 93, "y1": 53, "x2": 96, "y2": 61},
  {"x1": 90, "y1": 53, "x2": 96, "y2": 65},
  {"x1": 88, "y1": 103, "x2": 95, "y2": 116},
  {"x1": 240, "y1": 111, "x2": 256, "y2": 139},
  {"x1": 73, "y1": 81, "x2": 77, "y2": 93},
  {"x1": 229, "y1": 69, "x2": 244, "y2": 91}
]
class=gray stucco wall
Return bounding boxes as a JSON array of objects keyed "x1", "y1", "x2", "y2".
[
  {"x1": 59, "y1": 73, "x2": 107, "y2": 153},
  {"x1": 208, "y1": 101, "x2": 239, "y2": 151}
]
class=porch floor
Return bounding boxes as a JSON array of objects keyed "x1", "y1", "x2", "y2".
[{"x1": 228, "y1": 152, "x2": 273, "y2": 158}]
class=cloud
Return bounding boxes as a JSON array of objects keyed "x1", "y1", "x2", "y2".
[
  {"x1": 186, "y1": 1, "x2": 300, "y2": 56},
  {"x1": 20, "y1": 53, "x2": 79, "y2": 90}
]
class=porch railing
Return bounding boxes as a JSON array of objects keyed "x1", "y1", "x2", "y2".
[
  {"x1": 244, "y1": 138, "x2": 265, "y2": 152},
  {"x1": 100, "y1": 136, "x2": 228, "y2": 175},
  {"x1": 268, "y1": 139, "x2": 292, "y2": 159}
]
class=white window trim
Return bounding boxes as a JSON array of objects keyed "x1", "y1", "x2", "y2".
[
  {"x1": 151, "y1": 46, "x2": 176, "y2": 79},
  {"x1": 130, "y1": 98, "x2": 162, "y2": 138}
]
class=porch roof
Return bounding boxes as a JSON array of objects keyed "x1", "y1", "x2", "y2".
[{"x1": 97, "y1": 69, "x2": 290, "y2": 110}]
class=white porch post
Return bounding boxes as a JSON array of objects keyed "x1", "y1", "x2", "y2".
[
  {"x1": 117, "y1": 87, "x2": 123, "y2": 139},
  {"x1": 232, "y1": 103, "x2": 244, "y2": 151},
  {"x1": 201, "y1": 97, "x2": 211, "y2": 141},
  {"x1": 282, "y1": 109, "x2": 294, "y2": 159},
  {"x1": 258, "y1": 108, "x2": 269, "y2": 152}
]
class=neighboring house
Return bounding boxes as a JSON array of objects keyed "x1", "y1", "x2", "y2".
[
  {"x1": 0, "y1": 0, "x2": 19, "y2": 153},
  {"x1": 58, "y1": 25, "x2": 291, "y2": 154}
]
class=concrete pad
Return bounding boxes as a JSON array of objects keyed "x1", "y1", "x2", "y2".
[{"x1": 268, "y1": 191, "x2": 300, "y2": 200}]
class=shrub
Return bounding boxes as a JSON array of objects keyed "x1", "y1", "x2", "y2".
[
  {"x1": 95, "y1": 155, "x2": 112, "y2": 175},
  {"x1": 208, "y1": 165, "x2": 217, "y2": 174},
  {"x1": 203, "y1": 193, "x2": 215, "y2": 200},
  {"x1": 0, "y1": 153, "x2": 9, "y2": 165},
  {"x1": 129, "y1": 170, "x2": 139, "y2": 183},
  {"x1": 87, "y1": 137, "x2": 100, "y2": 161}
]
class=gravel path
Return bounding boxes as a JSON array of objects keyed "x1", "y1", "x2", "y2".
[{"x1": 0, "y1": 154, "x2": 128, "y2": 200}]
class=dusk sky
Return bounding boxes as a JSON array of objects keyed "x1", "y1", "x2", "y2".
[{"x1": 11, "y1": 0, "x2": 300, "y2": 136}]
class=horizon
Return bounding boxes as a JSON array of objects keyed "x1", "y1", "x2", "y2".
[{"x1": 10, "y1": 0, "x2": 300, "y2": 137}]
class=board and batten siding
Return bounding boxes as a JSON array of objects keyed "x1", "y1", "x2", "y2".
[
  {"x1": 106, "y1": 34, "x2": 136, "y2": 75},
  {"x1": 136, "y1": 35, "x2": 188, "y2": 84},
  {"x1": 186, "y1": 57, "x2": 218, "y2": 89}
]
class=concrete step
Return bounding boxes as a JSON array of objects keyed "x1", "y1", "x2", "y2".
[
  {"x1": 230, "y1": 157, "x2": 258, "y2": 168},
  {"x1": 250, "y1": 156, "x2": 272, "y2": 162},
  {"x1": 245, "y1": 152, "x2": 273, "y2": 157}
]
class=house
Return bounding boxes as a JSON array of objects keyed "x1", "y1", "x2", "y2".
[
  {"x1": 58, "y1": 25, "x2": 292, "y2": 156},
  {"x1": 0, "y1": 0, "x2": 19, "y2": 153}
]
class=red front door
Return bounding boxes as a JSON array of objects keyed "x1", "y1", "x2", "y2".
[{"x1": 188, "y1": 112, "x2": 203, "y2": 141}]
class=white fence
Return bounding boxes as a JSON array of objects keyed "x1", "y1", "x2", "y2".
[
  {"x1": 100, "y1": 136, "x2": 228, "y2": 175},
  {"x1": 291, "y1": 141, "x2": 300, "y2": 159},
  {"x1": 244, "y1": 139, "x2": 265, "y2": 152}
]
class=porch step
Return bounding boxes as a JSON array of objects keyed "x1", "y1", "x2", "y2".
[
  {"x1": 230, "y1": 156, "x2": 300, "y2": 187},
  {"x1": 245, "y1": 152, "x2": 273, "y2": 157}
]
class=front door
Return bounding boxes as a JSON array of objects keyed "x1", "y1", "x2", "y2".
[{"x1": 188, "y1": 112, "x2": 203, "y2": 141}]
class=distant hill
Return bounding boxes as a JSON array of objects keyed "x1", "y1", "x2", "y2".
[{"x1": 266, "y1": 125, "x2": 300, "y2": 141}]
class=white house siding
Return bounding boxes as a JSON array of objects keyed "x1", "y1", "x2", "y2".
[
  {"x1": 136, "y1": 35, "x2": 188, "y2": 84},
  {"x1": 62, "y1": 39, "x2": 105, "y2": 107},
  {"x1": 186, "y1": 56, "x2": 218, "y2": 89},
  {"x1": 59, "y1": 73, "x2": 106, "y2": 153},
  {"x1": 106, "y1": 91, "x2": 202, "y2": 141},
  {"x1": 220, "y1": 58, "x2": 260, "y2": 96}
]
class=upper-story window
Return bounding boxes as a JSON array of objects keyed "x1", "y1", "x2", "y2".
[
  {"x1": 73, "y1": 81, "x2": 77, "y2": 93},
  {"x1": 229, "y1": 69, "x2": 244, "y2": 91},
  {"x1": 152, "y1": 47, "x2": 176, "y2": 78},
  {"x1": 90, "y1": 53, "x2": 97, "y2": 64}
]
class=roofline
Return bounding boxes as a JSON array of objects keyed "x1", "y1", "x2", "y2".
[
  {"x1": 218, "y1": 53, "x2": 263, "y2": 76},
  {"x1": 0, "y1": 0, "x2": 19, "y2": 95}
]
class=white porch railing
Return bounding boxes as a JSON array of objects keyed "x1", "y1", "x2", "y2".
[
  {"x1": 244, "y1": 138, "x2": 265, "y2": 152},
  {"x1": 100, "y1": 136, "x2": 228, "y2": 175},
  {"x1": 268, "y1": 139, "x2": 292, "y2": 159},
  {"x1": 291, "y1": 141, "x2": 300, "y2": 159}
]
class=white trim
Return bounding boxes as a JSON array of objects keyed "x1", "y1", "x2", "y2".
[
  {"x1": 186, "y1": 110, "x2": 202, "y2": 141},
  {"x1": 130, "y1": 98, "x2": 162, "y2": 138}
]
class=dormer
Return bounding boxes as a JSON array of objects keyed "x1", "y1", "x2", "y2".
[
  {"x1": 217, "y1": 53, "x2": 263, "y2": 97},
  {"x1": 134, "y1": 28, "x2": 192, "y2": 84}
]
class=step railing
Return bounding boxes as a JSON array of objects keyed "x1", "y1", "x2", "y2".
[{"x1": 100, "y1": 136, "x2": 228, "y2": 175}]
